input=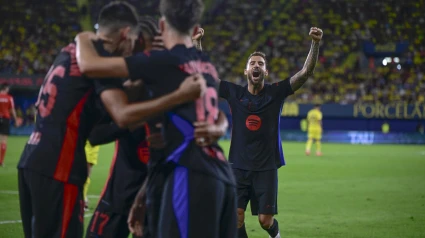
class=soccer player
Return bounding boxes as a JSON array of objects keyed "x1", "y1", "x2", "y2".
[
  {"x1": 128, "y1": 26, "x2": 213, "y2": 238},
  {"x1": 17, "y1": 2, "x2": 207, "y2": 238},
  {"x1": 306, "y1": 104, "x2": 323, "y2": 156},
  {"x1": 218, "y1": 28, "x2": 323, "y2": 238},
  {"x1": 74, "y1": 0, "x2": 237, "y2": 237},
  {"x1": 85, "y1": 17, "x2": 167, "y2": 238},
  {"x1": 83, "y1": 140, "x2": 100, "y2": 211},
  {"x1": 0, "y1": 83, "x2": 22, "y2": 166},
  {"x1": 86, "y1": 115, "x2": 150, "y2": 238}
]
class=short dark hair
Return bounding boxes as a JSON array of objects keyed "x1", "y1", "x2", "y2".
[
  {"x1": 0, "y1": 83, "x2": 9, "y2": 91},
  {"x1": 159, "y1": 0, "x2": 204, "y2": 34},
  {"x1": 315, "y1": 104, "x2": 321, "y2": 108},
  {"x1": 247, "y1": 51, "x2": 267, "y2": 67},
  {"x1": 133, "y1": 16, "x2": 160, "y2": 53},
  {"x1": 98, "y1": 1, "x2": 139, "y2": 32}
]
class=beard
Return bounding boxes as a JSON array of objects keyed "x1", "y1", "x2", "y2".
[{"x1": 247, "y1": 68, "x2": 265, "y2": 86}]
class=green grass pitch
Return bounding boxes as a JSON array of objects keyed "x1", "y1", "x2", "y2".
[{"x1": 1, "y1": 136, "x2": 425, "y2": 238}]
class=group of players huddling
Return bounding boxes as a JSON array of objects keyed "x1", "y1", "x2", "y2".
[{"x1": 16, "y1": 0, "x2": 323, "y2": 237}]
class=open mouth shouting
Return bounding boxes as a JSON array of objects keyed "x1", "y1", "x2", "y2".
[{"x1": 251, "y1": 68, "x2": 263, "y2": 82}]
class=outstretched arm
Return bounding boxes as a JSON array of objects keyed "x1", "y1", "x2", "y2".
[
  {"x1": 191, "y1": 28, "x2": 232, "y2": 100},
  {"x1": 101, "y1": 74, "x2": 206, "y2": 128},
  {"x1": 289, "y1": 27, "x2": 323, "y2": 92}
]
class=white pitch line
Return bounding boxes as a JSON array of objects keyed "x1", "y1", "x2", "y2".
[
  {"x1": 0, "y1": 190, "x2": 100, "y2": 198},
  {"x1": 0, "y1": 220, "x2": 22, "y2": 225},
  {"x1": 0, "y1": 190, "x2": 18, "y2": 195},
  {"x1": 0, "y1": 213, "x2": 93, "y2": 225}
]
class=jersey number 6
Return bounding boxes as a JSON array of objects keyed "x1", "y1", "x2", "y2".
[{"x1": 35, "y1": 65, "x2": 65, "y2": 117}]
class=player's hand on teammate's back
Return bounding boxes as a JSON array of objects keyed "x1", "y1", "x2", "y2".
[
  {"x1": 193, "y1": 121, "x2": 225, "y2": 146},
  {"x1": 309, "y1": 27, "x2": 323, "y2": 42},
  {"x1": 178, "y1": 73, "x2": 207, "y2": 102}
]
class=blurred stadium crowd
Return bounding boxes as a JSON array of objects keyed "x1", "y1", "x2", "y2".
[
  {"x1": 1, "y1": 0, "x2": 424, "y2": 122},
  {"x1": 0, "y1": 0, "x2": 81, "y2": 75}
]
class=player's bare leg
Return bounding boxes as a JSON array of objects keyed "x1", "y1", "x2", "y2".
[
  {"x1": 237, "y1": 208, "x2": 248, "y2": 238},
  {"x1": 259, "y1": 214, "x2": 280, "y2": 238},
  {"x1": 0, "y1": 134, "x2": 7, "y2": 166}
]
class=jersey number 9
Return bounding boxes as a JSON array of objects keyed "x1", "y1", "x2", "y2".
[{"x1": 195, "y1": 87, "x2": 218, "y2": 124}]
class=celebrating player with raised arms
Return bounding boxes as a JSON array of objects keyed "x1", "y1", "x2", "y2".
[{"x1": 218, "y1": 28, "x2": 323, "y2": 238}]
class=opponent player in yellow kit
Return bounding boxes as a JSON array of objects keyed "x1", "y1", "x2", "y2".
[
  {"x1": 306, "y1": 104, "x2": 323, "y2": 156},
  {"x1": 84, "y1": 140, "x2": 99, "y2": 211}
]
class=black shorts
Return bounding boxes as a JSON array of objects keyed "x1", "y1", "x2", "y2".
[
  {"x1": 86, "y1": 199, "x2": 134, "y2": 238},
  {"x1": 18, "y1": 169, "x2": 84, "y2": 238},
  {"x1": 144, "y1": 157, "x2": 173, "y2": 238},
  {"x1": 157, "y1": 165, "x2": 237, "y2": 238},
  {"x1": 0, "y1": 117, "x2": 10, "y2": 135},
  {"x1": 233, "y1": 168, "x2": 278, "y2": 215},
  {"x1": 86, "y1": 152, "x2": 147, "y2": 238}
]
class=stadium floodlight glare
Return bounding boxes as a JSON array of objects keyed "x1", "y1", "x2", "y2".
[
  {"x1": 382, "y1": 59, "x2": 387, "y2": 66},
  {"x1": 397, "y1": 64, "x2": 401, "y2": 70},
  {"x1": 394, "y1": 57, "x2": 400, "y2": 63}
]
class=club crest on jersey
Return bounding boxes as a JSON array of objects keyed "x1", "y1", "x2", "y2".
[{"x1": 245, "y1": 115, "x2": 262, "y2": 131}]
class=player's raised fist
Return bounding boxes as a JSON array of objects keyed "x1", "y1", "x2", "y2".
[
  {"x1": 192, "y1": 28, "x2": 204, "y2": 41},
  {"x1": 309, "y1": 27, "x2": 323, "y2": 42},
  {"x1": 178, "y1": 73, "x2": 207, "y2": 102}
]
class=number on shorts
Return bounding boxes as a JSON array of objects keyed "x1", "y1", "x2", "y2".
[{"x1": 90, "y1": 211, "x2": 110, "y2": 235}]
